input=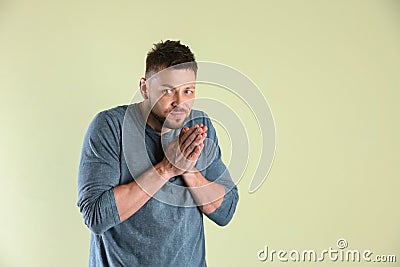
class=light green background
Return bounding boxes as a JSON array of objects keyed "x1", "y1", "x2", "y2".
[{"x1": 1, "y1": 0, "x2": 399, "y2": 266}]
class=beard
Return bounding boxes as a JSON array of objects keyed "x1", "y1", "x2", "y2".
[{"x1": 150, "y1": 107, "x2": 188, "y2": 130}]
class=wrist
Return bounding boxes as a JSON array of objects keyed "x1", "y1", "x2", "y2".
[
  {"x1": 183, "y1": 166, "x2": 197, "y2": 175},
  {"x1": 154, "y1": 161, "x2": 174, "y2": 181},
  {"x1": 182, "y1": 168, "x2": 200, "y2": 185}
]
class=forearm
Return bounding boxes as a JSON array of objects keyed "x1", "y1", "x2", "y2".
[
  {"x1": 114, "y1": 163, "x2": 170, "y2": 222},
  {"x1": 182, "y1": 169, "x2": 225, "y2": 214}
]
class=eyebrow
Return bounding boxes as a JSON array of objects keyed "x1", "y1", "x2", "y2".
[
  {"x1": 160, "y1": 84, "x2": 196, "y2": 89},
  {"x1": 160, "y1": 84, "x2": 174, "y2": 88}
]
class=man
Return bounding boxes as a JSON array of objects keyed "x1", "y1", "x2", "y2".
[{"x1": 77, "y1": 40, "x2": 239, "y2": 266}]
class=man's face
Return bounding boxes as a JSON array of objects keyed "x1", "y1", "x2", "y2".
[{"x1": 146, "y1": 68, "x2": 196, "y2": 130}]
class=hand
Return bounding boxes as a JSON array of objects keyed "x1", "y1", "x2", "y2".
[{"x1": 159, "y1": 124, "x2": 207, "y2": 178}]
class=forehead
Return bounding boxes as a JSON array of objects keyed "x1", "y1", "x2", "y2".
[{"x1": 147, "y1": 68, "x2": 196, "y2": 88}]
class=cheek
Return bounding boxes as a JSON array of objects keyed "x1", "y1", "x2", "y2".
[
  {"x1": 185, "y1": 96, "x2": 195, "y2": 107},
  {"x1": 151, "y1": 95, "x2": 170, "y2": 109}
]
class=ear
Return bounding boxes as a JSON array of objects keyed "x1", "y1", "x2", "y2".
[{"x1": 139, "y1": 77, "x2": 148, "y2": 99}]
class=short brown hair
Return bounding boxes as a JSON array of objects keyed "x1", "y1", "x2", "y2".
[{"x1": 145, "y1": 40, "x2": 197, "y2": 78}]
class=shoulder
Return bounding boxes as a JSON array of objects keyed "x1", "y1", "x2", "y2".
[
  {"x1": 95, "y1": 105, "x2": 128, "y2": 121},
  {"x1": 91, "y1": 105, "x2": 128, "y2": 126},
  {"x1": 86, "y1": 105, "x2": 129, "y2": 138}
]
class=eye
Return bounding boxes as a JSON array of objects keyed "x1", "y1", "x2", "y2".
[
  {"x1": 185, "y1": 89, "x2": 194, "y2": 95},
  {"x1": 163, "y1": 89, "x2": 173, "y2": 94}
]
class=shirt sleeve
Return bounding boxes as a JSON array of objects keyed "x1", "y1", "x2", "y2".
[
  {"x1": 200, "y1": 115, "x2": 239, "y2": 226},
  {"x1": 77, "y1": 110, "x2": 121, "y2": 235}
]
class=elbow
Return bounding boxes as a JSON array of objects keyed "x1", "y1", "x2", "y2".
[
  {"x1": 214, "y1": 212, "x2": 234, "y2": 227},
  {"x1": 202, "y1": 207, "x2": 231, "y2": 226},
  {"x1": 79, "y1": 204, "x2": 109, "y2": 235},
  {"x1": 215, "y1": 218, "x2": 230, "y2": 227},
  {"x1": 77, "y1": 194, "x2": 119, "y2": 235},
  {"x1": 220, "y1": 189, "x2": 239, "y2": 226},
  {"x1": 208, "y1": 190, "x2": 239, "y2": 227},
  {"x1": 84, "y1": 213, "x2": 108, "y2": 235}
]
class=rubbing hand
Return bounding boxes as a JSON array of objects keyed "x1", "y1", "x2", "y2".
[{"x1": 161, "y1": 124, "x2": 207, "y2": 177}]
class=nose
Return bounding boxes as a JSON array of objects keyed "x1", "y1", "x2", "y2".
[{"x1": 172, "y1": 89, "x2": 183, "y2": 107}]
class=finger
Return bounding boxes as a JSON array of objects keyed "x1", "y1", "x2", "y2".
[
  {"x1": 197, "y1": 125, "x2": 207, "y2": 137},
  {"x1": 176, "y1": 126, "x2": 199, "y2": 159},
  {"x1": 188, "y1": 143, "x2": 204, "y2": 160},
  {"x1": 183, "y1": 126, "x2": 207, "y2": 152},
  {"x1": 181, "y1": 131, "x2": 202, "y2": 154},
  {"x1": 199, "y1": 132, "x2": 207, "y2": 142},
  {"x1": 180, "y1": 125, "x2": 200, "y2": 144},
  {"x1": 185, "y1": 132, "x2": 206, "y2": 158},
  {"x1": 180, "y1": 125, "x2": 204, "y2": 149},
  {"x1": 192, "y1": 132, "x2": 207, "y2": 144},
  {"x1": 180, "y1": 127, "x2": 189, "y2": 138},
  {"x1": 178, "y1": 127, "x2": 193, "y2": 151}
]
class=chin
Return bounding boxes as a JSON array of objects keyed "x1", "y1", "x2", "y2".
[{"x1": 163, "y1": 119, "x2": 186, "y2": 130}]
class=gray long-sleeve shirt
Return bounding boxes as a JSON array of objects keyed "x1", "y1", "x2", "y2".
[{"x1": 77, "y1": 104, "x2": 239, "y2": 267}]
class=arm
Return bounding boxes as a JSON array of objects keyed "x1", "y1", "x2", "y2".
[
  {"x1": 182, "y1": 118, "x2": 239, "y2": 226},
  {"x1": 113, "y1": 164, "x2": 168, "y2": 222},
  {"x1": 77, "y1": 110, "x2": 168, "y2": 234},
  {"x1": 115, "y1": 124, "x2": 209, "y2": 221},
  {"x1": 77, "y1": 111, "x2": 124, "y2": 235},
  {"x1": 78, "y1": 113, "x2": 208, "y2": 234},
  {"x1": 181, "y1": 169, "x2": 225, "y2": 214},
  {"x1": 184, "y1": 168, "x2": 239, "y2": 227}
]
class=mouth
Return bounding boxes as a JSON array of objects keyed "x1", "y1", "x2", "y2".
[
  {"x1": 169, "y1": 111, "x2": 186, "y2": 119},
  {"x1": 168, "y1": 108, "x2": 188, "y2": 119}
]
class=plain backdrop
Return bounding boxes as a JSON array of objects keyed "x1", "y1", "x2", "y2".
[{"x1": 0, "y1": 0, "x2": 399, "y2": 266}]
